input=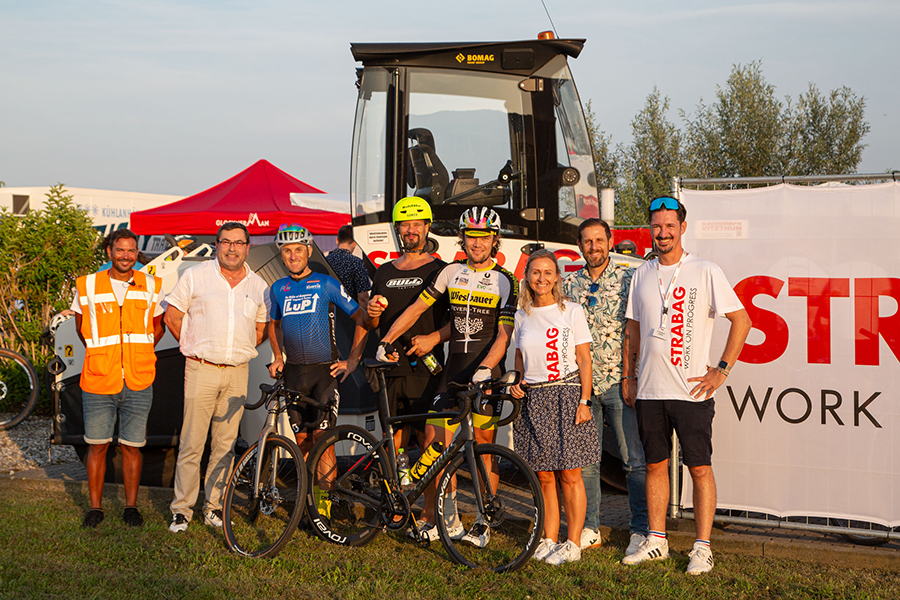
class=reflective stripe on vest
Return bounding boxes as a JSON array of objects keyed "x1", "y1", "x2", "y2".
[{"x1": 76, "y1": 270, "x2": 161, "y2": 394}]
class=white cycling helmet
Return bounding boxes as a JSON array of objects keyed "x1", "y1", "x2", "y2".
[
  {"x1": 459, "y1": 207, "x2": 501, "y2": 237},
  {"x1": 276, "y1": 223, "x2": 313, "y2": 248}
]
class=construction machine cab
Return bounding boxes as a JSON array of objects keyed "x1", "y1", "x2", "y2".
[{"x1": 350, "y1": 37, "x2": 600, "y2": 263}]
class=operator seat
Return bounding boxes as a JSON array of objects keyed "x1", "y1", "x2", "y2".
[{"x1": 407, "y1": 128, "x2": 450, "y2": 205}]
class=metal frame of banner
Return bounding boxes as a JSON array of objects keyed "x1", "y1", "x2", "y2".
[
  {"x1": 667, "y1": 432, "x2": 900, "y2": 543},
  {"x1": 676, "y1": 172, "x2": 898, "y2": 189},
  {"x1": 662, "y1": 172, "x2": 900, "y2": 545}
]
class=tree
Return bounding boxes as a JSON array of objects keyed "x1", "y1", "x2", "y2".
[
  {"x1": 681, "y1": 62, "x2": 870, "y2": 179},
  {"x1": 783, "y1": 84, "x2": 870, "y2": 175},
  {"x1": 0, "y1": 184, "x2": 100, "y2": 364},
  {"x1": 584, "y1": 100, "x2": 618, "y2": 190},
  {"x1": 616, "y1": 87, "x2": 683, "y2": 225},
  {"x1": 585, "y1": 62, "x2": 870, "y2": 225},
  {"x1": 682, "y1": 61, "x2": 785, "y2": 178}
]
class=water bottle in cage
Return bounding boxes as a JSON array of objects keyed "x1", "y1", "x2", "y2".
[{"x1": 410, "y1": 442, "x2": 444, "y2": 481}]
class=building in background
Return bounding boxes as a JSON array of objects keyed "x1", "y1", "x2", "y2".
[{"x1": 0, "y1": 186, "x2": 183, "y2": 254}]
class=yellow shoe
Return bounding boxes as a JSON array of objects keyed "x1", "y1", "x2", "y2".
[{"x1": 313, "y1": 485, "x2": 332, "y2": 520}]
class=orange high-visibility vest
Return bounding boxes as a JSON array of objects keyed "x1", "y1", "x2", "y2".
[{"x1": 76, "y1": 270, "x2": 162, "y2": 394}]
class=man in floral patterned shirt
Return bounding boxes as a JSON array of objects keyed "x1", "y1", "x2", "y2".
[{"x1": 563, "y1": 218, "x2": 648, "y2": 557}]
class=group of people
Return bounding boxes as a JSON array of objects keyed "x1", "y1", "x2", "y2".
[{"x1": 73, "y1": 193, "x2": 749, "y2": 576}]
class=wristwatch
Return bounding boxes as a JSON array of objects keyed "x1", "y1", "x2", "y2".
[
  {"x1": 716, "y1": 360, "x2": 731, "y2": 377},
  {"x1": 579, "y1": 399, "x2": 592, "y2": 407}
]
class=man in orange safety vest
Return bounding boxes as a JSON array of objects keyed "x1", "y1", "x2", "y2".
[{"x1": 73, "y1": 228, "x2": 165, "y2": 528}]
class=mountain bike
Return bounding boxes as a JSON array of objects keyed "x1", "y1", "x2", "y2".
[
  {"x1": 222, "y1": 375, "x2": 330, "y2": 558},
  {"x1": 0, "y1": 348, "x2": 39, "y2": 431},
  {"x1": 305, "y1": 359, "x2": 544, "y2": 573}
]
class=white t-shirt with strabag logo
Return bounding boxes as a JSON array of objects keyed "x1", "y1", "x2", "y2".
[
  {"x1": 625, "y1": 252, "x2": 743, "y2": 401},
  {"x1": 513, "y1": 301, "x2": 592, "y2": 385}
]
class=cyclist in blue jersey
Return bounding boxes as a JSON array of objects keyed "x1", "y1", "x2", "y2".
[{"x1": 267, "y1": 224, "x2": 369, "y2": 458}]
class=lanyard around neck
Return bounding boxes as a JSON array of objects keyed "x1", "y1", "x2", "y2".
[{"x1": 657, "y1": 251, "x2": 687, "y2": 323}]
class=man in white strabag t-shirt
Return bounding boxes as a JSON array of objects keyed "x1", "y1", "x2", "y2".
[{"x1": 622, "y1": 196, "x2": 751, "y2": 575}]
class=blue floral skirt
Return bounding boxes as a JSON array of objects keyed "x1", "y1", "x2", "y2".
[{"x1": 513, "y1": 372, "x2": 603, "y2": 472}]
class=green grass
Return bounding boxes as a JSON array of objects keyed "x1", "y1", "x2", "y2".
[{"x1": 0, "y1": 478, "x2": 898, "y2": 600}]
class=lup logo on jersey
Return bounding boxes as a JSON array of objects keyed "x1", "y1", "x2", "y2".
[{"x1": 284, "y1": 293, "x2": 319, "y2": 316}]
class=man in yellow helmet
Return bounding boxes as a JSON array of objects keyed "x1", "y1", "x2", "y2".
[{"x1": 367, "y1": 197, "x2": 449, "y2": 474}]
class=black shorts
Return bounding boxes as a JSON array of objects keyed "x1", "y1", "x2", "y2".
[
  {"x1": 283, "y1": 363, "x2": 339, "y2": 434},
  {"x1": 635, "y1": 399, "x2": 715, "y2": 467},
  {"x1": 385, "y1": 374, "x2": 440, "y2": 433}
]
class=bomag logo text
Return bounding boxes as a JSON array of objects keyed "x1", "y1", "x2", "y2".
[{"x1": 455, "y1": 53, "x2": 495, "y2": 65}]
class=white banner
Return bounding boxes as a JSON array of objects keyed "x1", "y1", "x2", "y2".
[{"x1": 681, "y1": 182, "x2": 900, "y2": 527}]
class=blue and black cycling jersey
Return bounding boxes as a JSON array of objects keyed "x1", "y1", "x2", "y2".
[{"x1": 269, "y1": 272, "x2": 359, "y2": 364}]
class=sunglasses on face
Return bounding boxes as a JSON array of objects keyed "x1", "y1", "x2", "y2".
[{"x1": 650, "y1": 197, "x2": 680, "y2": 211}]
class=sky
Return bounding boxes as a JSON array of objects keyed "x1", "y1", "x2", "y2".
[{"x1": 1, "y1": 0, "x2": 896, "y2": 196}]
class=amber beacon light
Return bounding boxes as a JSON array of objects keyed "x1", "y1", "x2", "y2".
[{"x1": 537, "y1": 30, "x2": 555, "y2": 40}]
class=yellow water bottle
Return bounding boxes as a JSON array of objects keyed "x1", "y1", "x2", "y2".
[{"x1": 410, "y1": 442, "x2": 444, "y2": 481}]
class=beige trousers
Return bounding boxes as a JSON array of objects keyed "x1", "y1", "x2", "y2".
[{"x1": 170, "y1": 360, "x2": 248, "y2": 519}]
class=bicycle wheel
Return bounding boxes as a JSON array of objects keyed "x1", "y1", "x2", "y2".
[
  {"x1": 0, "y1": 348, "x2": 39, "y2": 431},
  {"x1": 306, "y1": 425, "x2": 390, "y2": 547},
  {"x1": 223, "y1": 435, "x2": 308, "y2": 558},
  {"x1": 436, "y1": 443, "x2": 544, "y2": 572}
]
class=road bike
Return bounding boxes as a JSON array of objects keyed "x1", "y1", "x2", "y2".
[
  {"x1": 0, "y1": 348, "x2": 39, "y2": 431},
  {"x1": 222, "y1": 375, "x2": 330, "y2": 558},
  {"x1": 305, "y1": 359, "x2": 544, "y2": 573}
]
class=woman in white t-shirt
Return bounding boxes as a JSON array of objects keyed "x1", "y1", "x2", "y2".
[{"x1": 510, "y1": 249, "x2": 601, "y2": 565}]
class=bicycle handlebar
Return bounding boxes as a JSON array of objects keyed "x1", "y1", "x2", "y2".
[
  {"x1": 245, "y1": 378, "x2": 332, "y2": 431},
  {"x1": 244, "y1": 383, "x2": 274, "y2": 411},
  {"x1": 445, "y1": 372, "x2": 523, "y2": 427},
  {"x1": 494, "y1": 393, "x2": 521, "y2": 427}
]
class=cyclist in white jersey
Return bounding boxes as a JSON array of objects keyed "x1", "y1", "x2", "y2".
[{"x1": 377, "y1": 206, "x2": 517, "y2": 546}]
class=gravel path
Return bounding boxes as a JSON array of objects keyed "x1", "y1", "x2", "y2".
[{"x1": 0, "y1": 416, "x2": 78, "y2": 474}]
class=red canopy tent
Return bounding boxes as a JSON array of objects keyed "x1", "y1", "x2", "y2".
[{"x1": 130, "y1": 159, "x2": 350, "y2": 235}]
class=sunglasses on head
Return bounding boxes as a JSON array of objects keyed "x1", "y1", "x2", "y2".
[{"x1": 649, "y1": 197, "x2": 680, "y2": 211}]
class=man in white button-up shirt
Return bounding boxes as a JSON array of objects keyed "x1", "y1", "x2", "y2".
[{"x1": 164, "y1": 222, "x2": 269, "y2": 533}]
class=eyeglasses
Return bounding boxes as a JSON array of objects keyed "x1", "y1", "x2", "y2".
[
  {"x1": 217, "y1": 240, "x2": 249, "y2": 248},
  {"x1": 649, "y1": 196, "x2": 680, "y2": 211}
]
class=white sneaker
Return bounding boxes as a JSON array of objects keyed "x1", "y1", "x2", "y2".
[
  {"x1": 442, "y1": 504, "x2": 465, "y2": 541},
  {"x1": 686, "y1": 542, "x2": 714, "y2": 575},
  {"x1": 408, "y1": 521, "x2": 440, "y2": 542},
  {"x1": 169, "y1": 514, "x2": 188, "y2": 533},
  {"x1": 203, "y1": 509, "x2": 224, "y2": 528},
  {"x1": 445, "y1": 522, "x2": 466, "y2": 541},
  {"x1": 580, "y1": 528, "x2": 602, "y2": 549},
  {"x1": 461, "y1": 518, "x2": 491, "y2": 548},
  {"x1": 621, "y1": 535, "x2": 668, "y2": 565},
  {"x1": 626, "y1": 532, "x2": 647, "y2": 556},
  {"x1": 544, "y1": 539, "x2": 581, "y2": 565},
  {"x1": 532, "y1": 538, "x2": 556, "y2": 561},
  {"x1": 408, "y1": 520, "x2": 465, "y2": 541}
]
